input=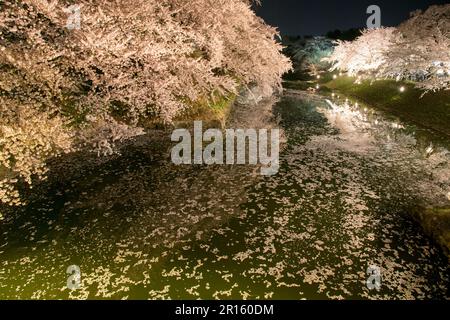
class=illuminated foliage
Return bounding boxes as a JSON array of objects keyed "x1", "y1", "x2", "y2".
[
  {"x1": 325, "y1": 5, "x2": 449, "y2": 92},
  {"x1": 0, "y1": 0, "x2": 291, "y2": 205}
]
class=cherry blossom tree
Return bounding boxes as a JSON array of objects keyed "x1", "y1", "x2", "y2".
[
  {"x1": 325, "y1": 28, "x2": 397, "y2": 79},
  {"x1": 0, "y1": 0, "x2": 291, "y2": 206},
  {"x1": 325, "y1": 5, "x2": 449, "y2": 92},
  {"x1": 380, "y1": 5, "x2": 450, "y2": 92}
]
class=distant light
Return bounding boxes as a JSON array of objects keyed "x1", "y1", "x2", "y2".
[
  {"x1": 339, "y1": 72, "x2": 343, "y2": 76},
  {"x1": 316, "y1": 84, "x2": 320, "y2": 89},
  {"x1": 333, "y1": 75, "x2": 337, "y2": 79},
  {"x1": 399, "y1": 86, "x2": 405, "y2": 93},
  {"x1": 355, "y1": 103, "x2": 359, "y2": 107},
  {"x1": 332, "y1": 93, "x2": 335, "y2": 97},
  {"x1": 317, "y1": 75, "x2": 321, "y2": 79}
]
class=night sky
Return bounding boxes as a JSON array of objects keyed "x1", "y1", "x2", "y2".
[{"x1": 255, "y1": 0, "x2": 449, "y2": 36}]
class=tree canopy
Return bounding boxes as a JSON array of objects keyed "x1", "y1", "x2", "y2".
[
  {"x1": 0, "y1": 0, "x2": 292, "y2": 206},
  {"x1": 325, "y1": 5, "x2": 450, "y2": 93}
]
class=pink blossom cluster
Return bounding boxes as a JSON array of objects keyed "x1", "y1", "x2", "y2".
[
  {"x1": 325, "y1": 5, "x2": 449, "y2": 93},
  {"x1": 0, "y1": 0, "x2": 292, "y2": 206}
]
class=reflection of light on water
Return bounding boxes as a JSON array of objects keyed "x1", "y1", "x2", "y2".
[
  {"x1": 319, "y1": 95, "x2": 450, "y2": 207},
  {"x1": 391, "y1": 123, "x2": 404, "y2": 129},
  {"x1": 425, "y1": 143, "x2": 434, "y2": 157},
  {"x1": 323, "y1": 98, "x2": 449, "y2": 158}
]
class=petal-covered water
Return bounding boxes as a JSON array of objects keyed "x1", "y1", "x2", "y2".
[{"x1": 0, "y1": 91, "x2": 449, "y2": 299}]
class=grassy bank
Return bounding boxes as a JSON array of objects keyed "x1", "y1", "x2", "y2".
[{"x1": 173, "y1": 93, "x2": 236, "y2": 129}]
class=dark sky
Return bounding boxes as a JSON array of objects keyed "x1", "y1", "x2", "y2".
[{"x1": 254, "y1": 0, "x2": 449, "y2": 36}]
